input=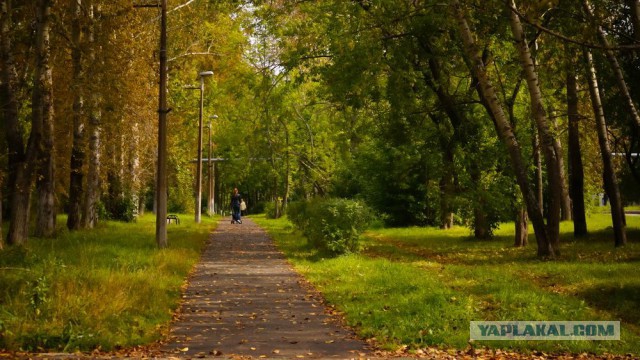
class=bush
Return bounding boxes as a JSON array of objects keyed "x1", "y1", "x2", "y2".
[
  {"x1": 286, "y1": 201, "x2": 309, "y2": 230},
  {"x1": 289, "y1": 198, "x2": 373, "y2": 255},
  {"x1": 264, "y1": 201, "x2": 278, "y2": 219},
  {"x1": 103, "y1": 195, "x2": 137, "y2": 222}
]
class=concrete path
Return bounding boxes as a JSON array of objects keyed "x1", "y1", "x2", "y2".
[{"x1": 162, "y1": 217, "x2": 371, "y2": 359}]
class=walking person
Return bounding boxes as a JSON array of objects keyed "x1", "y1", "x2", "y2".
[{"x1": 230, "y1": 188, "x2": 242, "y2": 224}]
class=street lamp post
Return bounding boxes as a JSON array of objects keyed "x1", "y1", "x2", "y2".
[
  {"x1": 208, "y1": 115, "x2": 218, "y2": 215},
  {"x1": 190, "y1": 70, "x2": 213, "y2": 224},
  {"x1": 134, "y1": 0, "x2": 169, "y2": 248}
]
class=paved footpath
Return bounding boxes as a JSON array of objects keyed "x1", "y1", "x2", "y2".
[{"x1": 162, "y1": 217, "x2": 371, "y2": 359}]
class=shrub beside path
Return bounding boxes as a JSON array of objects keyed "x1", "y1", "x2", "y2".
[{"x1": 162, "y1": 217, "x2": 371, "y2": 359}]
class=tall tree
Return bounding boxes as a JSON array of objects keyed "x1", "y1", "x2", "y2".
[
  {"x1": 0, "y1": 0, "x2": 18, "y2": 249},
  {"x1": 507, "y1": 0, "x2": 562, "y2": 253},
  {"x1": 566, "y1": 47, "x2": 588, "y2": 237},
  {"x1": 452, "y1": 0, "x2": 555, "y2": 257},
  {"x1": 81, "y1": 1, "x2": 101, "y2": 229},
  {"x1": 583, "y1": 49, "x2": 627, "y2": 247},
  {"x1": 66, "y1": 0, "x2": 85, "y2": 230},
  {"x1": 583, "y1": 0, "x2": 640, "y2": 134},
  {"x1": 3, "y1": 0, "x2": 42, "y2": 246},
  {"x1": 33, "y1": 0, "x2": 56, "y2": 237}
]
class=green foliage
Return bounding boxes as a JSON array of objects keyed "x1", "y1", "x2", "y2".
[
  {"x1": 254, "y1": 213, "x2": 640, "y2": 355},
  {"x1": 0, "y1": 214, "x2": 213, "y2": 351},
  {"x1": 103, "y1": 195, "x2": 137, "y2": 223},
  {"x1": 285, "y1": 200, "x2": 309, "y2": 230},
  {"x1": 287, "y1": 198, "x2": 373, "y2": 255},
  {"x1": 263, "y1": 201, "x2": 278, "y2": 219},
  {"x1": 341, "y1": 141, "x2": 442, "y2": 227}
]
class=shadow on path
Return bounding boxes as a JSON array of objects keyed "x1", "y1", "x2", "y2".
[{"x1": 162, "y1": 217, "x2": 371, "y2": 359}]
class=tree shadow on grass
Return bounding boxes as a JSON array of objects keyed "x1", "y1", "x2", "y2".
[{"x1": 575, "y1": 284, "x2": 640, "y2": 324}]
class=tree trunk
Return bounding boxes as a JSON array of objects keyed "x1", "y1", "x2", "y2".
[
  {"x1": 474, "y1": 206, "x2": 490, "y2": 239},
  {"x1": 508, "y1": 0, "x2": 562, "y2": 254},
  {"x1": 0, "y1": 175, "x2": 3, "y2": 250},
  {"x1": 274, "y1": 177, "x2": 281, "y2": 219},
  {"x1": 67, "y1": 0, "x2": 85, "y2": 231},
  {"x1": 584, "y1": 50, "x2": 627, "y2": 247},
  {"x1": 82, "y1": 107, "x2": 101, "y2": 229},
  {"x1": 278, "y1": 117, "x2": 291, "y2": 217},
  {"x1": 138, "y1": 192, "x2": 145, "y2": 216},
  {"x1": 532, "y1": 130, "x2": 544, "y2": 212},
  {"x1": 82, "y1": 3, "x2": 100, "y2": 229},
  {"x1": 34, "y1": 0, "x2": 56, "y2": 238},
  {"x1": 566, "y1": 52, "x2": 588, "y2": 237},
  {"x1": 3, "y1": 0, "x2": 43, "y2": 246},
  {"x1": 551, "y1": 112, "x2": 572, "y2": 221},
  {"x1": 451, "y1": 0, "x2": 554, "y2": 257},
  {"x1": 439, "y1": 147, "x2": 454, "y2": 229},
  {"x1": 583, "y1": 0, "x2": 640, "y2": 133},
  {"x1": 0, "y1": 0, "x2": 19, "y2": 248},
  {"x1": 630, "y1": 0, "x2": 640, "y2": 41},
  {"x1": 469, "y1": 162, "x2": 490, "y2": 239},
  {"x1": 514, "y1": 207, "x2": 528, "y2": 247}
]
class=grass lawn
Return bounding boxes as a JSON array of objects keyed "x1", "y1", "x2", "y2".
[
  {"x1": 0, "y1": 213, "x2": 215, "y2": 351},
  {"x1": 253, "y1": 212, "x2": 640, "y2": 356}
]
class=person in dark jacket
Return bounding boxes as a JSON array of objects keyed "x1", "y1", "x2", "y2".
[{"x1": 230, "y1": 188, "x2": 242, "y2": 224}]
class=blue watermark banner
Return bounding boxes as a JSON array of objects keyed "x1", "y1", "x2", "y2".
[{"x1": 470, "y1": 321, "x2": 620, "y2": 340}]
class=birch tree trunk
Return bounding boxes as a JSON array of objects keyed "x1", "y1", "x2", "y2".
[
  {"x1": 34, "y1": 0, "x2": 56, "y2": 237},
  {"x1": 532, "y1": 130, "x2": 543, "y2": 211},
  {"x1": 451, "y1": 0, "x2": 554, "y2": 257},
  {"x1": 583, "y1": 0, "x2": 640, "y2": 132},
  {"x1": 67, "y1": 0, "x2": 85, "y2": 230},
  {"x1": 514, "y1": 207, "x2": 528, "y2": 247},
  {"x1": 82, "y1": 3, "x2": 101, "y2": 229},
  {"x1": 82, "y1": 91, "x2": 101, "y2": 229},
  {"x1": 508, "y1": 0, "x2": 562, "y2": 253},
  {"x1": 584, "y1": 50, "x2": 627, "y2": 247},
  {"x1": 566, "y1": 51, "x2": 588, "y2": 237}
]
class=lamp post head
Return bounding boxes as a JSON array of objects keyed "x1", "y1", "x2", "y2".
[
  {"x1": 210, "y1": 114, "x2": 218, "y2": 119},
  {"x1": 199, "y1": 70, "x2": 214, "y2": 78}
]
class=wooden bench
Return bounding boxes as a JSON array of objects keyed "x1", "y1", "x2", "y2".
[{"x1": 166, "y1": 214, "x2": 180, "y2": 224}]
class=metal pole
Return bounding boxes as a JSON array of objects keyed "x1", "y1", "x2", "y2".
[
  {"x1": 207, "y1": 120, "x2": 213, "y2": 215},
  {"x1": 156, "y1": 0, "x2": 168, "y2": 248},
  {"x1": 195, "y1": 77, "x2": 204, "y2": 223}
]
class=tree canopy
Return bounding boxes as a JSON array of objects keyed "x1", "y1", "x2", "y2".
[{"x1": 1, "y1": 0, "x2": 639, "y2": 257}]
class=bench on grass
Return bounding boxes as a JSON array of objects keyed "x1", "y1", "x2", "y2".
[{"x1": 167, "y1": 214, "x2": 180, "y2": 224}]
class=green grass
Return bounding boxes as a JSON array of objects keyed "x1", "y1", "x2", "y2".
[
  {"x1": 0, "y1": 213, "x2": 215, "y2": 352},
  {"x1": 253, "y1": 212, "x2": 640, "y2": 355}
]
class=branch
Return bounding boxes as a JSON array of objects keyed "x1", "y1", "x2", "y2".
[
  {"x1": 168, "y1": 0, "x2": 197, "y2": 14},
  {"x1": 505, "y1": 1, "x2": 640, "y2": 51},
  {"x1": 168, "y1": 51, "x2": 219, "y2": 62},
  {"x1": 298, "y1": 54, "x2": 333, "y2": 61}
]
